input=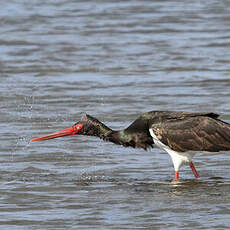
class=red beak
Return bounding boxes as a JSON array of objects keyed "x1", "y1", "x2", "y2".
[{"x1": 31, "y1": 124, "x2": 82, "y2": 142}]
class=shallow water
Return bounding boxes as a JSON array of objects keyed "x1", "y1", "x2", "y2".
[{"x1": 1, "y1": 0, "x2": 230, "y2": 229}]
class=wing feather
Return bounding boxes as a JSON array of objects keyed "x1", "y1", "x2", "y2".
[{"x1": 150, "y1": 116, "x2": 230, "y2": 152}]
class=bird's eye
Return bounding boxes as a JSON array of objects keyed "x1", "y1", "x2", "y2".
[{"x1": 73, "y1": 124, "x2": 82, "y2": 132}]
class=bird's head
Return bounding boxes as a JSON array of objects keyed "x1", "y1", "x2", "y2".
[{"x1": 31, "y1": 114, "x2": 109, "y2": 142}]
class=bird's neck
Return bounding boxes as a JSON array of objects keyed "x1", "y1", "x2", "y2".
[
  {"x1": 85, "y1": 119, "x2": 126, "y2": 145},
  {"x1": 86, "y1": 120, "x2": 113, "y2": 140},
  {"x1": 84, "y1": 115, "x2": 153, "y2": 150},
  {"x1": 95, "y1": 125, "x2": 152, "y2": 150}
]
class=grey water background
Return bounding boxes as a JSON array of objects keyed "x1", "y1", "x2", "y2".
[{"x1": 1, "y1": 0, "x2": 230, "y2": 229}]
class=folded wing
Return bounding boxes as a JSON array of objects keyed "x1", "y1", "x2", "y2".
[{"x1": 150, "y1": 116, "x2": 230, "y2": 153}]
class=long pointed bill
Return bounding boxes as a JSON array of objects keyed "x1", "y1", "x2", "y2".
[{"x1": 31, "y1": 124, "x2": 82, "y2": 142}]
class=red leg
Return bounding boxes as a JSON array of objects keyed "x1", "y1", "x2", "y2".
[
  {"x1": 189, "y1": 161, "x2": 200, "y2": 178},
  {"x1": 174, "y1": 170, "x2": 179, "y2": 180}
]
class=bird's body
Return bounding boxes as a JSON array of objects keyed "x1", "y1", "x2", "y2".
[{"x1": 31, "y1": 111, "x2": 230, "y2": 180}]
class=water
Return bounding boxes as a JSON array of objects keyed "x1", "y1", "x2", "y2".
[{"x1": 1, "y1": 0, "x2": 230, "y2": 229}]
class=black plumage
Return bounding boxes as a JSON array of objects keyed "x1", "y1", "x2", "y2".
[{"x1": 31, "y1": 111, "x2": 230, "y2": 180}]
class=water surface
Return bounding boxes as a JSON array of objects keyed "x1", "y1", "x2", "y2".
[{"x1": 1, "y1": 0, "x2": 230, "y2": 229}]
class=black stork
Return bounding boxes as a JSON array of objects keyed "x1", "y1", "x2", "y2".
[{"x1": 31, "y1": 111, "x2": 230, "y2": 180}]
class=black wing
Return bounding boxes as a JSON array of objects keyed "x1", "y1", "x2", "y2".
[{"x1": 150, "y1": 116, "x2": 230, "y2": 152}]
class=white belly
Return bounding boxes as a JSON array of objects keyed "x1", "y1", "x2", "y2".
[{"x1": 149, "y1": 128, "x2": 196, "y2": 170}]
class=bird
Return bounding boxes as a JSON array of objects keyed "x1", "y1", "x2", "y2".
[{"x1": 31, "y1": 111, "x2": 230, "y2": 180}]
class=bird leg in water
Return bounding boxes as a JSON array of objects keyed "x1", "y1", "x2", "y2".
[
  {"x1": 174, "y1": 170, "x2": 179, "y2": 180},
  {"x1": 189, "y1": 161, "x2": 200, "y2": 178}
]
